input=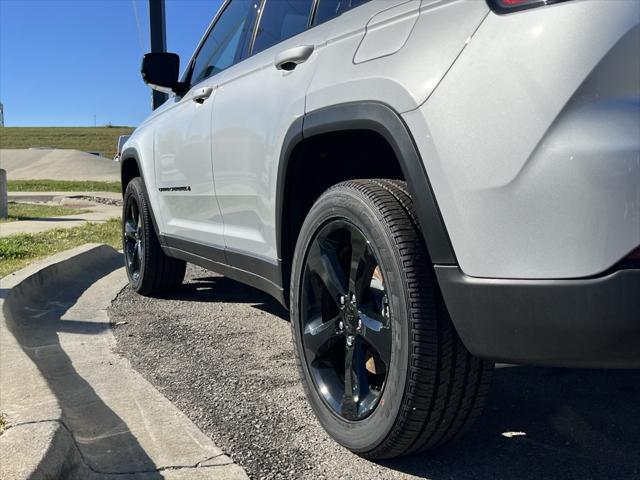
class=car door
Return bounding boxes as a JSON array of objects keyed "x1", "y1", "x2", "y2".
[
  {"x1": 153, "y1": 0, "x2": 258, "y2": 248},
  {"x1": 210, "y1": 0, "x2": 348, "y2": 264}
]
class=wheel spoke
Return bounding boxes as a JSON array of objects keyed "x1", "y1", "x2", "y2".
[
  {"x1": 348, "y1": 227, "x2": 370, "y2": 298},
  {"x1": 126, "y1": 242, "x2": 136, "y2": 268},
  {"x1": 359, "y1": 388, "x2": 381, "y2": 416},
  {"x1": 136, "y1": 241, "x2": 143, "y2": 266},
  {"x1": 359, "y1": 308, "x2": 392, "y2": 368},
  {"x1": 131, "y1": 241, "x2": 139, "y2": 265},
  {"x1": 303, "y1": 315, "x2": 340, "y2": 363},
  {"x1": 307, "y1": 238, "x2": 348, "y2": 304},
  {"x1": 130, "y1": 201, "x2": 140, "y2": 229},
  {"x1": 342, "y1": 337, "x2": 368, "y2": 420},
  {"x1": 307, "y1": 271, "x2": 325, "y2": 307},
  {"x1": 124, "y1": 219, "x2": 137, "y2": 239}
]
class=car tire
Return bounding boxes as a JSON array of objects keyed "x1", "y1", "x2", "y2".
[
  {"x1": 290, "y1": 179, "x2": 493, "y2": 459},
  {"x1": 122, "y1": 177, "x2": 186, "y2": 296}
]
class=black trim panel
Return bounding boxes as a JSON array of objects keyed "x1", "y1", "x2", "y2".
[
  {"x1": 162, "y1": 235, "x2": 227, "y2": 264},
  {"x1": 486, "y1": 0, "x2": 572, "y2": 15},
  {"x1": 436, "y1": 266, "x2": 640, "y2": 368},
  {"x1": 161, "y1": 235, "x2": 285, "y2": 305},
  {"x1": 225, "y1": 247, "x2": 281, "y2": 285},
  {"x1": 277, "y1": 101, "x2": 456, "y2": 265}
]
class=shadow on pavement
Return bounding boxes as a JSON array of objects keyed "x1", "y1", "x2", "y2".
[
  {"x1": 384, "y1": 365, "x2": 640, "y2": 479},
  {"x1": 4, "y1": 252, "x2": 163, "y2": 478},
  {"x1": 169, "y1": 275, "x2": 289, "y2": 320}
]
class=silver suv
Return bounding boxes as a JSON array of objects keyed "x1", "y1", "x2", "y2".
[{"x1": 120, "y1": 0, "x2": 640, "y2": 459}]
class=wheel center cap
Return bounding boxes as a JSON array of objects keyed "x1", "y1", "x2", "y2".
[{"x1": 342, "y1": 304, "x2": 359, "y2": 333}]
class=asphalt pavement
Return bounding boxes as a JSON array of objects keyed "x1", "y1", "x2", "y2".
[{"x1": 109, "y1": 264, "x2": 640, "y2": 480}]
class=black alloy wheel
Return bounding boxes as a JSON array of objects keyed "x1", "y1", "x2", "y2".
[
  {"x1": 301, "y1": 220, "x2": 391, "y2": 421},
  {"x1": 123, "y1": 196, "x2": 144, "y2": 282}
]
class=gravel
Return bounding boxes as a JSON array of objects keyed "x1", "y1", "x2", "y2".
[
  {"x1": 109, "y1": 265, "x2": 640, "y2": 480},
  {"x1": 73, "y1": 195, "x2": 122, "y2": 207}
]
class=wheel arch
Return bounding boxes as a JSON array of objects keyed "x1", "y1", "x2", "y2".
[
  {"x1": 120, "y1": 147, "x2": 163, "y2": 241},
  {"x1": 276, "y1": 102, "x2": 456, "y2": 303},
  {"x1": 120, "y1": 148, "x2": 143, "y2": 193}
]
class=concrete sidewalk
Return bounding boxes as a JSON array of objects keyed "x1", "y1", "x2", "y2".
[
  {"x1": 1, "y1": 192, "x2": 121, "y2": 237},
  {"x1": 8, "y1": 191, "x2": 121, "y2": 204},
  {"x1": 0, "y1": 245, "x2": 247, "y2": 479}
]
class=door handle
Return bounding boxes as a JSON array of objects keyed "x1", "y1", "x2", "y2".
[
  {"x1": 274, "y1": 45, "x2": 315, "y2": 71},
  {"x1": 192, "y1": 87, "x2": 214, "y2": 104}
]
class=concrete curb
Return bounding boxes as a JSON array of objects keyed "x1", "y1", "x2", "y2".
[
  {"x1": 1, "y1": 245, "x2": 115, "y2": 479},
  {"x1": 0, "y1": 244, "x2": 248, "y2": 479}
]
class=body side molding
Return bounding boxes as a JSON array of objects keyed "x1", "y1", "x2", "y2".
[{"x1": 161, "y1": 234, "x2": 285, "y2": 305}]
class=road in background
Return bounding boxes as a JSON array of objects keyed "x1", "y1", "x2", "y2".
[{"x1": 110, "y1": 265, "x2": 640, "y2": 480}]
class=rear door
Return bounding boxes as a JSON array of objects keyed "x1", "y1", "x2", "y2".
[
  {"x1": 210, "y1": 0, "x2": 341, "y2": 263},
  {"x1": 153, "y1": 0, "x2": 258, "y2": 247}
]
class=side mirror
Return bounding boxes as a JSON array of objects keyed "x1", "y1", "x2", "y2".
[{"x1": 141, "y1": 52, "x2": 187, "y2": 95}]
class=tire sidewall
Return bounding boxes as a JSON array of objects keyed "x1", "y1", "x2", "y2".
[{"x1": 290, "y1": 186, "x2": 410, "y2": 454}]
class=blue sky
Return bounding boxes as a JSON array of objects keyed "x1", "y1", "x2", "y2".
[{"x1": 0, "y1": 0, "x2": 223, "y2": 127}]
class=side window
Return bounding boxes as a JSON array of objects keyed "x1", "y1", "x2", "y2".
[
  {"x1": 190, "y1": 0, "x2": 259, "y2": 85},
  {"x1": 252, "y1": 0, "x2": 315, "y2": 55},
  {"x1": 312, "y1": 0, "x2": 370, "y2": 26}
]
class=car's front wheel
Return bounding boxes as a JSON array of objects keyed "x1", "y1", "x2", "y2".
[
  {"x1": 123, "y1": 177, "x2": 186, "y2": 296},
  {"x1": 290, "y1": 179, "x2": 493, "y2": 459}
]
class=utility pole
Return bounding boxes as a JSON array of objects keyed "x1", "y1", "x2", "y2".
[
  {"x1": 0, "y1": 104, "x2": 6, "y2": 216},
  {"x1": 149, "y1": 0, "x2": 168, "y2": 110},
  {"x1": 0, "y1": 169, "x2": 7, "y2": 219}
]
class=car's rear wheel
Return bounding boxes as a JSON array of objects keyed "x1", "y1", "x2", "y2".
[
  {"x1": 290, "y1": 179, "x2": 493, "y2": 459},
  {"x1": 123, "y1": 177, "x2": 186, "y2": 296}
]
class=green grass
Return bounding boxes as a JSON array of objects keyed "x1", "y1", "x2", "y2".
[
  {"x1": 8, "y1": 179, "x2": 121, "y2": 193},
  {"x1": 0, "y1": 126, "x2": 134, "y2": 159},
  {"x1": 0, "y1": 218, "x2": 121, "y2": 277},
  {"x1": 1, "y1": 202, "x2": 86, "y2": 223}
]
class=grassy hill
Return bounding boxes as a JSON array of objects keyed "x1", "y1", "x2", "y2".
[{"x1": 0, "y1": 126, "x2": 134, "y2": 159}]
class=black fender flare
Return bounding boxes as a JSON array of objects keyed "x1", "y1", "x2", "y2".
[
  {"x1": 275, "y1": 101, "x2": 456, "y2": 269},
  {"x1": 120, "y1": 147, "x2": 142, "y2": 191}
]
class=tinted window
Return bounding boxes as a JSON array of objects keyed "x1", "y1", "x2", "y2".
[
  {"x1": 312, "y1": 0, "x2": 370, "y2": 26},
  {"x1": 190, "y1": 0, "x2": 259, "y2": 85},
  {"x1": 252, "y1": 0, "x2": 314, "y2": 55}
]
